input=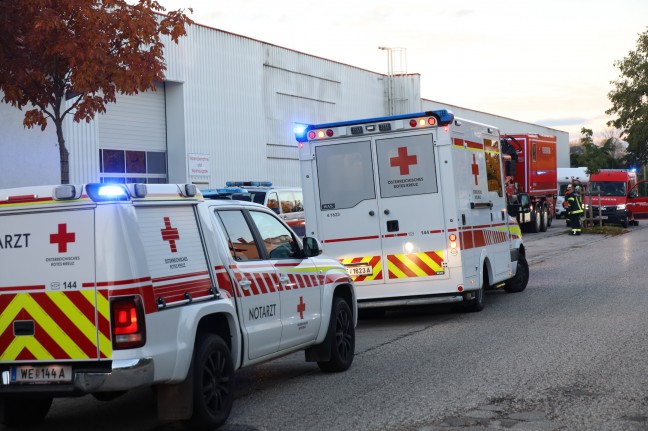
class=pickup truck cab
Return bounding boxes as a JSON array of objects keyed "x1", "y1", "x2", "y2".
[{"x1": 0, "y1": 183, "x2": 356, "y2": 429}]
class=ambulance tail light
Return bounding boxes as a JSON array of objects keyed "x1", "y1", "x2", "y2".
[
  {"x1": 409, "y1": 116, "x2": 438, "y2": 128},
  {"x1": 111, "y1": 296, "x2": 146, "y2": 349},
  {"x1": 86, "y1": 183, "x2": 130, "y2": 202},
  {"x1": 449, "y1": 233, "x2": 459, "y2": 250}
]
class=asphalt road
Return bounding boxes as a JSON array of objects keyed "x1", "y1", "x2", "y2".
[{"x1": 4, "y1": 221, "x2": 648, "y2": 431}]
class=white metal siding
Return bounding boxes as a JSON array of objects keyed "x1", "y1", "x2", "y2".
[{"x1": 98, "y1": 82, "x2": 166, "y2": 151}]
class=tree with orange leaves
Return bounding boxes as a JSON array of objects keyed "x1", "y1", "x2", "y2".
[{"x1": 0, "y1": 0, "x2": 193, "y2": 183}]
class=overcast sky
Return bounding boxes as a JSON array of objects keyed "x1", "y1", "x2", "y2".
[{"x1": 156, "y1": 0, "x2": 648, "y2": 141}]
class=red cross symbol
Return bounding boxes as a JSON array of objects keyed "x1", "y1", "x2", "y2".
[
  {"x1": 471, "y1": 154, "x2": 479, "y2": 185},
  {"x1": 161, "y1": 217, "x2": 180, "y2": 252},
  {"x1": 297, "y1": 296, "x2": 306, "y2": 319},
  {"x1": 50, "y1": 223, "x2": 76, "y2": 253},
  {"x1": 390, "y1": 146, "x2": 418, "y2": 175}
]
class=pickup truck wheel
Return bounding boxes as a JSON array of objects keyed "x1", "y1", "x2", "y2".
[
  {"x1": 188, "y1": 334, "x2": 234, "y2": 431},
  {"x1": 317, "y1": 297, "x2": 355, "y2": 373},
  {"x1": 1, "y1": 397, "x2": 52, "y2": 426},
  {"x1": 505, "y1": 254, "x2": 529, "y2": 293}
]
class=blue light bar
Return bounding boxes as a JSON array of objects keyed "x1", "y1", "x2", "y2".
[
  {"x1": 294, "y1": 110, "x2": 455, "y2": 142},
  {"x1": 86, "y1": 183, "x2": 130, "y2": 202},
  {"x1": 226, "y1": 181, "x2": 272, "y2": 187}
]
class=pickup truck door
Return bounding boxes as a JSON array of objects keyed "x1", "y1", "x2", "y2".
[
  {"x1": 213, "y1": 209, "x2": 282, "y2": 360},
  {"x1": 247, "y1": 210, "x2": 322, "y2": 351}
]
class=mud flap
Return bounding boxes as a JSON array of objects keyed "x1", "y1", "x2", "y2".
[{"x1": 157, "y1": 363, "x2": 194, "y2": 421}]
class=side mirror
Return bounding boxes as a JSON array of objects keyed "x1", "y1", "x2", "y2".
[
  {"x1": 628, "y1": 192, "x2": 637, "y2": 199},
  {"x1": 303, "y1": 237, "x2": 323, "y2": 257},
  {"x1": 507, "y1": 204, "x2": 520, "y2": 217}
]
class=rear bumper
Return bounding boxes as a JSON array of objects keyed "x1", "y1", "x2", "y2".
[
  {"x1": 74, "y1": 357, "x2": 154, "y2": 392},
  {"x1": 0, "y1": 357, "x2": 154, "y2": 396}
]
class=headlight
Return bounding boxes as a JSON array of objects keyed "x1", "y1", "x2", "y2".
[
  {"x1": 617, "y1": 204, "x2": 626, "y2": 210},
  {"x1": 584, "y1": 204, "x2": 589, "y2": 210}
]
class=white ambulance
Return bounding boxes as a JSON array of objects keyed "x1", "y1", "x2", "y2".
[
  {"x1": 295, "y1": 110, "x2": 528, "y2": 312},
  {"x1": 0, "y1": 183, "x2": 356, "y2": 429}
]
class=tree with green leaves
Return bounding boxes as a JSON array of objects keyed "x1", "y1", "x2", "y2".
[
  {"x1": 570, "y1": 127, "x2": 624, "y2": 172},
  {"x1": 606, "y1": 27, "x2": 648, "y2": 168},
  {"x1": 0, "y1": 0, "x2": 193, "y2": 184}
]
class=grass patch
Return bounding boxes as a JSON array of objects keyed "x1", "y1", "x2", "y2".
[{"x1": 581, "y1": 224, "x2": 627, "y2": 235}]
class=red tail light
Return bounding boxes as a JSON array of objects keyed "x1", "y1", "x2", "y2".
[{"x1": 111, "y1": 296, "x2": 146, "y2": 349}]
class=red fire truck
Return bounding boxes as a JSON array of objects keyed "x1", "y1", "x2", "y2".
[{"x1": 501, "y1": 134, "x2": 558, "y2": 233}]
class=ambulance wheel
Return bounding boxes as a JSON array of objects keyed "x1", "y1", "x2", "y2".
[
  {"x1": 318, "y1": 296, "x2": 355, "y2": 373},
  {"x1": 188, "y1": 334, "x2": 234, "y2": 431},
  {"x1": 463, "y1": 269, "x2": 486, "y2": 312},
  {"x1": 505, "y1": 254, "x2": 529, "y2": 293},
  {"x1": 0, "y1": 396, "x2": 52, "y2": 426}
]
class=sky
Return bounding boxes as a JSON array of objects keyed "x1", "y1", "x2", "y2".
[{"x1": 156, "y1": 0, "x2": 648, "y2": 142}]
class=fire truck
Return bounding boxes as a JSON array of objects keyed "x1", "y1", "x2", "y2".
[
  {"x1": 0, "y1": 183, "x2": 356, "y2": 429},
  {"x1": 295, "y1": 110, "x2": 528, "y2": 311},
  {"x1": 500, "y1": 134, "x2": 558, "y2": 233}
]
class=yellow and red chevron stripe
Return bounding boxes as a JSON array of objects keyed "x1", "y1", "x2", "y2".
[
  {"x1": 0, "y1": 290, "x2": 111, "y2": 361},
  {"x1": 459, "y1": 223, "x2": 517, "y2": 250},
  {"x1": 340, "y1": 256, "x2": 383, "y2": 282},
  {"x1": 387, "y1": 251, "x2": 445, "y2": 279}
]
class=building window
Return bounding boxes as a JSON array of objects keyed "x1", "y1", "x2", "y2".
[{"x1": 99, "y1": 149, "x2": 167, "y2": 183}]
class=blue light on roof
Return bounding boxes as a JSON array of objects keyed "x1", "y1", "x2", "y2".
[
  {"x1": 86, "y1": 183, "x2": 130, "y2": 202},
  {"x1": 294, "y1": 110, "x2": 455, "y2": 142}
]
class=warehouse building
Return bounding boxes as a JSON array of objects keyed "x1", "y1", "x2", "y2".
[{"x1": 0, "y1": 20, "x2": 568, "y2": 189}]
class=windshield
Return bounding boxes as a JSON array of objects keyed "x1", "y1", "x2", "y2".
[{"x1": 589, "y1": 181, "x2": 626, "y2": 196}]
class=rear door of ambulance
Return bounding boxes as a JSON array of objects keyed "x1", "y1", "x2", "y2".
[
  {"x1": 307, "y1": 122, "x2": 449, "y2": 300},
  {"x1": 0, "y1": 203, "x2": 106, "y2": 385}
]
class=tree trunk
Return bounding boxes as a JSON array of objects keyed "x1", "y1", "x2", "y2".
[{"x1": 55, "y1": 119, "x2": 69, "y2": 184}]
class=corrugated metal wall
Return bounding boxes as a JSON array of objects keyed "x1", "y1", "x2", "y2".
[
  {"x1": 163, "y1": 25, "x2": 397, "y2": 188},
  {"x1": 17, "y1": 20, "x2": 567, "y2": 190}
]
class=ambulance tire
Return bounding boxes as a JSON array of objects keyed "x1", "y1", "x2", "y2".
[
  {"x1": 462, "y1": 268, "x2": 486, "y2": 312},
  {"x1": 188, "y1": 334, "x2": 234, "y2": 431},
  {"x1": 317, "y1": 296, "x2": 355, "y2": 373},
  {"x1": 505, "y1": 254, "x2": 529, "y2": 293},
  {"x1": 0, "y1": 396, "x2": 52, "y2": 427}
]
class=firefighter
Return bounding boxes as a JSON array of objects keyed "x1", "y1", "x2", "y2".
[
  {"x1": 563, "y1": 184, "x2": 573, "y2": 226},
  {"x1": 567, "y1": 184, "x2": 584, "y2": 235}
]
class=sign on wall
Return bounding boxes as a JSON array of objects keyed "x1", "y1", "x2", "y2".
[{"x1": 187, "y1": 153, "x2": 210, "y2": 177}]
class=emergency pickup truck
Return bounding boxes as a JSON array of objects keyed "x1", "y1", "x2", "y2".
[
  {"x1": 295, "y1": 110, "x2": 528, "y2": 312},
  {"x1": 0, "y1": 183, "x2": 356, "y2": 429}
]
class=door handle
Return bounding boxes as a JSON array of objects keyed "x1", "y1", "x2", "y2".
[
  {"x1": 239, "y1": 278, "x2": 251, "y2": 290},
  {"x1": 369, "y1": 210, "x2": 375, "y2": 216},
  {"x1": 279, "y1": 275, "x2": 296, "y2": 288},
  {"x1": 384, "y1": 209, "x2": 390, "y2": 215}
]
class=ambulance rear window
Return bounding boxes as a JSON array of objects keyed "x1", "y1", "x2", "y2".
[{"x1": 315, "y1": 141, "x2": 376, "y2": 211}]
